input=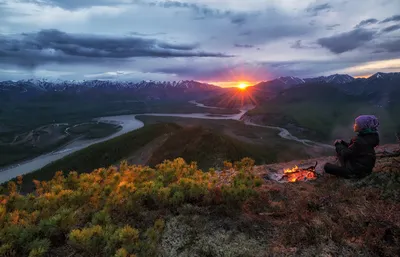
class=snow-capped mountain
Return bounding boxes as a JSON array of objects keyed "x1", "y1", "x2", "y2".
[
  {"x1": 0, "y1": 80, "x2": 222, "y2": 101},
  {"x1": 1, "y1": 72, "x2": 399, "y2": 103},
  {"x1": 304, "y1": 74, "x2": 355, "y2": 84},
  {"x1": 275, "y1": 76, "x2": 306, "y2": 86},
  {"x1": 0, "y1": 79, "x2": 220, "y2": 92},
  {"x1": 254, "y1": 74, "x2": 356, "y2": 92},
  {"x1": 0, "y1": 79, "x2": 218, "y2": 91},
  {"x1": 368, "y1": 72, "x2": 400, "y2": 81}
]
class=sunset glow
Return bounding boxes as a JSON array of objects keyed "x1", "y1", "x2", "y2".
[{"x1": 238, "y1": 82, "x2": 249, "y2": 90}]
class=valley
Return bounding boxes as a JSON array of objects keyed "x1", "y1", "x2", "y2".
[
  {"x1": 0, "y1": 101, "x2": 334, "y2": 186},
  {"x1": 1, "y1": 72, "x2": 399, "y2": 186}
]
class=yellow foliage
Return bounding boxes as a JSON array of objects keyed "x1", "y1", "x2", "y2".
[
  {"x1": 113, "y1": 225, "x2": 139, "y2": 245},
  {"x1": 0, "y1": 158, "x2": 260, "y2": 256}
]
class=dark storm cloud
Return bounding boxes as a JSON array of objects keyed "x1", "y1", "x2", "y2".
[
  {"x1": 234, "y1": 44, "x2": 254, "y2": 48},
  {"x1": 317, "y1": 28, "x2": 376, "y2": 54},
  {"x1": 306, "y1": 3, "x2": 332, "y2": 16},
  {"x1": 354, "y1": 18, "x2": 379, "y2": 28},
  {"x1": 381, "y1": 24, "x2": 400, "y2": 33},
  {"x1": 0, "y1": 29, "x2": 232, "y2": 67},
  {"x1": 378, "y1": 39, "x2": 400, "y2": 52},
  {"x1": 380, "y1": 14, "x2": 400, "y2": 23}
]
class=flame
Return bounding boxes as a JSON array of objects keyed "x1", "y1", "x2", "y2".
[{"x1": 283, "y1": 165, "x2": 317, "y2": 182}]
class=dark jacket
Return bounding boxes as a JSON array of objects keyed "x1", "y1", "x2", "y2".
[{"x1": 335, "y1": 132, "x2": 380, "y2": 176}]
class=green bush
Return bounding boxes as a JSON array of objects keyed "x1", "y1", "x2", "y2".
[{"x1": 0, "y1": 158, "x2": 260, "y2": 256}]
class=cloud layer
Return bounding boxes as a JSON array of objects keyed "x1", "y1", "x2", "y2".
[
  {"x1": 0, "y1": 29, "x2": 231, "y2": 67},
  {"x1": 0, "y1": 0, "x2": 399, "y2": 83}
]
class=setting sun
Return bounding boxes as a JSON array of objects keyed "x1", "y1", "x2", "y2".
[{"x1": 238, "y1": 82, "x2": 249, "y2": 90}]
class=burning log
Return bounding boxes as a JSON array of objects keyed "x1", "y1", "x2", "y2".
[{"x1": 280, "y1": 162, "x2": 318, "y2": 182}]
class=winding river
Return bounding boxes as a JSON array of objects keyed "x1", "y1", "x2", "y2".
[{"x1": 0, "y1": 102, "x2": 333, "y2": 183}]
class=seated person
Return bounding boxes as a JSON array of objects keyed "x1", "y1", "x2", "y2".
[{"x1": 324, "y1": 115, "x2": 380, "y2": 179}]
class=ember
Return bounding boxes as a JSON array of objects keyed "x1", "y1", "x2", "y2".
[{"x1": 281, "y1": 162, "x2": 318, "y2": 182}]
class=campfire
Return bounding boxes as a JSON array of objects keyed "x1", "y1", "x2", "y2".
[{"x1": 280, "y1": 162, "x2": 318, "y2": 182}]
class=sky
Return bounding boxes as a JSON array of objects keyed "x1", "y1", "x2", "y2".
[{"x1": 0, "y1": 0, "x2": 400, "y2": 86}]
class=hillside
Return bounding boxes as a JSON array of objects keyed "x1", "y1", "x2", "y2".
[
  {"x1": 147, "y1": 126, "x2": 276, "y2": 169},
  {"x1": 0, "y1": 146, "x2": 399, "y2": 256}
]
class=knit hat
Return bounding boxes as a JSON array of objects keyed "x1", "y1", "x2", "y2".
[{"x1": 355, "y1": 115, "x2": 379, "y2": 132}]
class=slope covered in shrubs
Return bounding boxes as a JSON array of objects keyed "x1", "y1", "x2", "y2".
[
  {"x1": 0, "y1": 158, "x2": 261, "y2": 257},
  {"x1": 1, "y1": 150, "x2": 399, "y2": 256}
]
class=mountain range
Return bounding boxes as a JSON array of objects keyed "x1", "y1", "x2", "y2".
[
  {"x1": 1, "y1": 72, "x2": 399, "y2": 108},
  {"x1": 0, "y1": 79, "x2": 222, "y2": 102}
]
